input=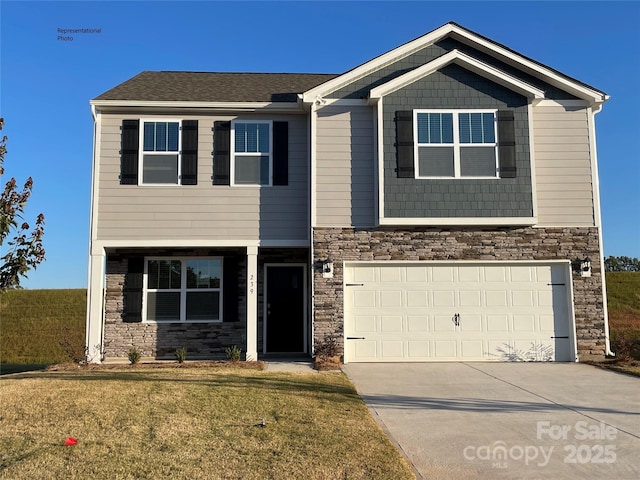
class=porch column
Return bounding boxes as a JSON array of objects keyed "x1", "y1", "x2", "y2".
[
  {"x1": 86, "y1": 250, "x2": 105, "y2": 363},
  {"x1": 246, "y1": 246, "x2": 258, "y2": 361}
]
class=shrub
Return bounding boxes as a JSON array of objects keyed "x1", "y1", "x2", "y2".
[
  {"x1": 314, "y1": 333, "x2": 340, "y2": 359},
  {"x1": 225, "y1": 345, "x2": 241, "y2": 362},
  {"x1": 175, "y1": 347, "x2": 187, "y2": 363},
  {"x1": 127, "y1": 347, "x2": 142, "y2": 364}
]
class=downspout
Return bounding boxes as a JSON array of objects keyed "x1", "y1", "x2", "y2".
[{"x1": 590, "y1": 101, "x2": 614, "y2": 357}]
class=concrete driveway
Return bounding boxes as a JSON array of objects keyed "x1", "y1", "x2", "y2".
[{"x1": 344, "y1": 363, "x2": 640, "y2": 480}]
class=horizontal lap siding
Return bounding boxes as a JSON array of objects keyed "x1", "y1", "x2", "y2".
[
  {"x1": 315, "y1": 105, "x2": 375, "y2": 227},
  {"x1": 533, "y1": 106, "x2": 595, "y2": 226},
  {"x1": 97, "y1": 114, "x2": 308, "y2": 241}
]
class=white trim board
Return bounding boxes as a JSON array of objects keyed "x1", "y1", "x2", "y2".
[{"x1": 378, "y1": 217, "x2": 537, "y2": 226}]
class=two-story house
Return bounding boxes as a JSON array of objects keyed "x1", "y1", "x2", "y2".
[{"x1": 86, "y1": 22, "x2": 611, "y2": 363}]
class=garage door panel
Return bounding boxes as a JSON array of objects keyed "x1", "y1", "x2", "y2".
[
  {"x1": 434, "y1": 340, "x2": 457, "y2": 358},
  {"x1": 433, "y1": 290, "x2": 455, "y2": 307},
  {"x1": 458, "y1": 266, "x2": 481, "y2": 282},
  {"x1": 407, "y1": 290, "x2": 428, "y2": 307},
  {"x1": 460, "y1": 314, "x2": 482, "y2": 332},
  {"x1": 354, "y1": 315, "x2": 376, "y2": 334},
  {"x1": 354, "y1": 341, "x2": 377, "y2": 360},
  {"x1": 408, "y1": 315, "x2": 429, "y2": 332},
  {"x1": 511, "y1": 290, "x2": 534, "y2": 307},
  {"x1": 406, "y1": 266, "x2": 428, "y2": 283},
  {"x1": 461, "y1": 340, "x2": 484, "y2": 358},
  {"x1": 513, "y1": 315, "x2": 535, "y2": 332},
  {"x1": 485, "y1": 266, "x2": 507, "y2": 282},
  {"x1": 408, "y1": 341, "x2": 429, "y2": 358},
  {"x1": 460, "y1": 290, "x2": 482, "y2": 307},
  {"x1": 434, "y1": 315, "x2": 456, "y2": 332},
  {"x1": 381, "y1": 341, "x2": 404, "y2": 358},
  {"x1": 344, "y1": 263, "x2": 574, "y2": 363},
  {"x1": 511, "y1": 266, "x2": 534, "y2": 282},
  {"x1": 486, "y1": 290, "x2": 508, "y2": 307},
  {"x1": 433, "y1": 266, "x2": 455, "y2": 282},
  {"x1": 381, "y1": 315, "x2": 403, "y2": 332},
  {"x1": 487, "y1": 314, "x2": 509, "y2": 332},
  {"x1": 352, "y1": 290, "x2": 376, "y2": 308},
  {"x1": 380, "y1": 266, "x2": 402, "y2": 283},
  {"x1": 380, "y1": 290, "x2": 402, "y2": 307}
]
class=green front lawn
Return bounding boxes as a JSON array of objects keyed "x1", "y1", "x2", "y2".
[{"x1": 0, "y1": 366, "x2": 415, "y2": 479}]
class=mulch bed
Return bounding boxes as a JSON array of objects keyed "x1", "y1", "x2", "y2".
[{"x1": 46, "y1": 361, "x2": 266, "y2": 372}]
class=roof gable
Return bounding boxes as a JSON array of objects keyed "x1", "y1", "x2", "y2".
[
  {"x1": 303, "y1": 22, "x2": 607, "y2": 106},
  {"x1": 369, "y1": 49, "x2": 545, "y2": 102}
]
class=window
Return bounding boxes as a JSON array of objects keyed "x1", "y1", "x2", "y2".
[
  {"x1": 144, "y1": 258, "x2": 222, "y2": 322},
  {"x1": 415, "y1": 110, "x2": 498, "y2": 179},
  {"x1": 232, "y1": 120, "x2": 272, "y2": 185},
  {"x1": 140, "y1": 120, "x2": 181, "y2": 184}
]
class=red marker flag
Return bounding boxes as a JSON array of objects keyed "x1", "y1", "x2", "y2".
[{"x1": 64, "y1": 437, "x2": 78, "y2": 446}]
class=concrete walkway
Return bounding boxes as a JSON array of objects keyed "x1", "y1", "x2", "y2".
[
  {"x1": 344, "y1": 362, "x2": 640, "y2": 480},
  {"x1": 263, "y1": 359, "x2": 316, "y2": 373}
]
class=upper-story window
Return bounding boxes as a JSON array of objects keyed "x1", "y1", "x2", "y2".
[
  {"x1": 231, "y1": 120, "x2": 272, "y2": 185},
  {"x1": 141, "y1": 120, "x2": 181, "y2": 184},
  {"x1": 414, "y1": 110, "x2": 498, "y2": 179}
]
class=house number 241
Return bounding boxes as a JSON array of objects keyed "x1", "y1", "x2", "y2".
[{"x1": 250, "y1": 274, "x2": 255, "y2": 295}]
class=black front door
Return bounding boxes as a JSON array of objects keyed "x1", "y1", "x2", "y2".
[{"x1": 265, "y1": 265, "x2": 305, "y2": 353}]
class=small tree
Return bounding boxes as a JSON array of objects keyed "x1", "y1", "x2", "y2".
[{"x1": 0, "y1": 118, "x2": 45, "y2": 290}]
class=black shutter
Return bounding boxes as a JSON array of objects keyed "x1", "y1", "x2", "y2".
[
  {"x1": 223, "y1": 256, "x2": 238, "y2": 322},
  {"x1": 497, "y1": 110, "x2": 517, "y2": 178},
  {"x1": 272, "y1": 121, "x2": 288, "y2": 185},
  {"x1": 396, "y1": 111, "x2": 414, "y2": 178},
  {"x1": 181, "y1": 120, "x2": 198, "y2": 185},
  {"x1": 123, "y1": 257, "x2": 144, "y2": 323},
  {"x1": 212, "y1": 121, "x2": 231, "y2": 185},
  {"x1": 120, "y1": 120, "x2": 139, "y2": 185}
]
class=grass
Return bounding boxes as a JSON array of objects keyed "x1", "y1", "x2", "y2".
[
  {"x1": 0, "y1": 289, "x2": 86, "y2": 369},
  {"x1": 0, "y1": 366, "x2": 415, "y2": 480},
  {"x1": 599, "y1": 272, "x2": 640, "y2": 376}
]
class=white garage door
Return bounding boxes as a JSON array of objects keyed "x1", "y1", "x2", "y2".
[{"x1": 343, "y1": 262, "x2": 575, "y2": 363}]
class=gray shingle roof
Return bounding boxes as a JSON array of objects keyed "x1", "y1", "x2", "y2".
[{"x1": 94, "y1": 71, "x2": 339, "y2": 102}]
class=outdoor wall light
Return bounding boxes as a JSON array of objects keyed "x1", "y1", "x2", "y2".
[
  {"x1": 322, "y1": 258, "x2": 334, "y2": 279},
  {"x1": 573, "y1": 257, "x2": 592, "y2": 277}
]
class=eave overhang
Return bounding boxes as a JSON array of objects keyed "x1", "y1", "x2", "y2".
[{"x1": 89, "y1": 99, "x2": 307, "y2": 114}]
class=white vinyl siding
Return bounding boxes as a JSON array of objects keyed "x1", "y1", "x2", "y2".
[
  {"x1": 96, "y1": 114, "x2": 308, "y2": 241},
  {"x1": 315, "y1": 105, "x2": 376, "y2": 227},
  {"x1": 532, "y1": 105, "x2": 595, "y2": 226}
]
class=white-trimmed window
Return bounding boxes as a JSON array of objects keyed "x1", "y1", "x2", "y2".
[
  {"x1": 414, "y1": 110, "x2": 498, "y2": 179},
  {"x1": 231, "y1": 120, "x2": 272, "y2": 185},
  {"x1": 140, "y1": 120, "x2": 181, "y2": 185},
  {"x1": 144, "y1": 257, "x2": 222, "y2": 322}
]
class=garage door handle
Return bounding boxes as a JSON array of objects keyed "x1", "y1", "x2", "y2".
[
  {"x1": 346, "y1": 283, "x2": 364, "y2": 287},
  {"x1": 347, "y1": 337, "x2": 366, "y2": 340},
  {"x1": 550, "y1": 336, "x2": 569, "y2": 339}
]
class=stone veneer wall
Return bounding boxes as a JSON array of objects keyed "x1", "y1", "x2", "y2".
[
  {"x1": 312, "y1": 227, "x2": 606, "y2": 359},
  {"x1": 104, "y1": 249, "x2": 246, "y2": 360}
]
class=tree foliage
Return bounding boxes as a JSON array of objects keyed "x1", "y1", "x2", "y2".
[
  {"x1": 0, "y1": 118, "x2": 45, "y2": 290},
  {"x1": 604, "y1": 256, "x2": 640, "y2": 272}
]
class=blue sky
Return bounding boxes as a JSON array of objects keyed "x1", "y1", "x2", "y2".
[{"x1": 1, "y1": 1, "x2": 639, "y2": 289}]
